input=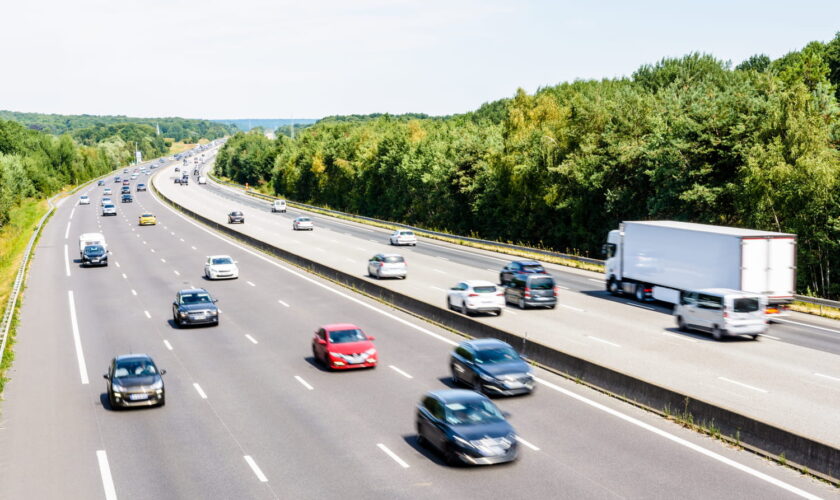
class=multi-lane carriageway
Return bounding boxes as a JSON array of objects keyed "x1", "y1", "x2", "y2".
[{"x1": 0, "y1": 162, "x2": 834, "y2": 499}]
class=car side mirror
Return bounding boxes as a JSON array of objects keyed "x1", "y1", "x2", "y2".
[
  {"x1": 160, "y1": 369, "x2": 167, "y2": 375},
  {"x1": 450, "y1": 287, "x2": 459, "y2": 291},
  {"x1": 367, "y1": 336, "x2": 376, "y2": 341},
  {"x1": 103, "y1": 373, "x2": 109, "y2": 380},
  {"x1": 213, "y1": 299, "x2": 218, "y2": 303},
  {"x1": 317, "y1": 339, "x2": 326, "y2": 345}
]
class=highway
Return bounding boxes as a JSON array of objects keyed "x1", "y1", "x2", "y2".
[
  {"x1": 0, "y1": 162, "x2": 834, "y2": 499},
  {"x1": 154, "y1": 152, "x2": 840, "y2": 449}
]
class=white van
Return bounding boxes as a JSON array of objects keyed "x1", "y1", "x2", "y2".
[
  {"x1": 271, "y1": 200, "x2": 287, "y2": 213},
  {"x1": 673, "y1": 288, "x2": 767, "y2": 340},
  {"x1": 79, "y1": 232, "x2": 107, "y2": 257},
  {"x1": 198, "y1": 176, "x2": 207, "y2": 185}
]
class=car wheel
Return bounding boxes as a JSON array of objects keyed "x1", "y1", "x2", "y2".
[
  {"x1": 712, "y1": 325, "x2": 723, "y2": 340},
  {"x1": 157, "y1": 397, "x2": 166, "y2": 407},
  {"x1": 416, "y1": 424, "x2": 427, "y2": 447},
  {"x1": 548, "y1": 304, "x2": 556, "y2": 309},
  {"x1": 447, "y1": 297, "x2": 454, "y2": 310},
  {"x1": 108, "y1": 391, "x2": 119, "y2": 410},
  {"x1": 518, "y1": 298, "x2": 526, "y2": 309},
  {"x1": 677, "y1": 316, "x2": 687, "y2": 331},
  {"x1": 460, "y1": 302, "x2": 470, "y2": 316},
  {"x1": 376, "y1": 269, "x2": 382, "y2": 279},
  {"x1": 751, "y1": 334, "x2": 760, "y2": 341},
  {"x1": 499, "y1": 274, "x2": 506, "y2": 285},
  {"x1": 173, "y1": 314, "x2": 181, "y2": 328},
  {"x1": 635, "y1": 284, "x2": 647, "y2": 302},
  {"x1": 450, "y1": 364, "x2": 461, "y2": 385},
  {"x1": 495, "y1": 309, "x2": 502, "y2": 316},
  {"x1": 444, "y1": 445, "x2": 461, "y2": 466}
]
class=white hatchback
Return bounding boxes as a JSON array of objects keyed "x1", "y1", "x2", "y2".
[
  {"x1": 292, "y1": 217, "x2": 313, "y2": 231},
  {"x1": 368, "y1": 253, "x2": 407, "y2": 279},
  {"x1": 204, "y1": 255, "x2": 239, "y2": 280},
  {"x1": 447, "y1": 280, "x2": 504, "y2": 316},
  {"x1": 389, "y1": 230, "x2": 417, "y2": 246},
  {"x1": 79, "y1": 195, "x2": 90, "y2": 205}
]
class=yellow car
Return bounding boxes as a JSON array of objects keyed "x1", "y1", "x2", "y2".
[{"x1": 138, "y1": 213, "x2": 157, "y2": 226}]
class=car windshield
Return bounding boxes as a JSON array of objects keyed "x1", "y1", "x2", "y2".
[
  {"x1": 384, "y1": 256, "x2": 404, "y2": 263},
  {"x1": 114, "y1": 359, "x2": 157, "y2": 378},
  {"x1": 522, "y1": 264, "x2": 544, "y2": 272},
  {"x1": 328, "y1": 329, "x2": 366, "y2": 343},
  {"x1": 84, "y1": 245, "x2": 104, "y2": 254},
  {"x1": 474, "y1": 346, "x2": 519, "y2": 365},
  {"x1": 529, "y1": 277, "x2": 554, "y2": 290},
  {"x1": 211, "y1": 257, "x2": 233, "y2": 265},
  {"x1": 180, "y1": 292, "x2": 212, "y2": 304},
  {"x1": 733, "y1": 298, "x2": 760, "y2": 313},
  {"x1": 444, "y1": 400, "x2": 505, "y2": 425},
  {"x1": 231, "y1": 212, "x2": 242, "y2": 216},
  {"x1": 80, "y1": 196, "x2": 88, "y2": 200},
  {"x1": 472, "y1": 286, "x2": 497, "y2": 294},
  {"x1": 298, "y1": 217, "x2": 311, "y2": 222}
]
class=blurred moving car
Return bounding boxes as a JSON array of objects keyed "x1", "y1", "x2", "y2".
[
  {"x1": 292, "y1": 217, "x2": 313, "y2": 231},
  {"x1": 447, "y1": 280, "x2": 504, "y2": 316},
  {"x1": 499, "y1": 260, "x2": 546, "y2": 286},
  {"x1": 503, "y1": 273, "x2": 557, "y2": 309},
  {"x1": 136, "y1": 183, "x2": 146, "y2": 192},
  {"x1": 103, "y1": 354, "x2": 166, "y2": 409},
  {"x1": 367, "y1": 253, "x2": 407, "y2": 279},
  {"x1": 121, "y1": 193, "x2": 133, "y2": 203},
  {"x1": 81, "y1": 244, "x2": 108, "y2": 267},
  {"x1": 97, "y1": 180, "x2": 105, "y2": 186},
  {"x1": 172, "y1": 288, "x2": 219, "y2": 327},
  {"x1": 227, "y1": 211, "x2": 245, "y2": 224},
  {"x1": 103, "y1": 187, "x2": 112, "y2": 196},
  {"x1": 450, "y1": 339, "x2": 534, "y2": 396},
  {"x1": 416, "y1": 389, "x2": 517, "y2": 465},
  {"x1": 198, "y1": 176, "x2": 207, "y2": 185},
  {"x1": 138, "y1": 213, "x2": 157, "y2": 225},
  {"x1": 102, "y1": 203, "x2": 117, "y2": 216},
  {"x1": 312, "y1": 324, "x2": 377, "y2": 370},
  {"x1": 204, "y1": 255, "x2": 239, "y2": 280},
  {"x1": 389, "y1": 229, "x2": 417, "y2": 246},
  {"x1": 79, "y1": 195, "x2": 90, "y2": 205},
  {"x1": 271, "y1": 200, "x2": 286, "y2": 213},
  {"x1": 121, "y1": 186, "x2": 131, "y2": 194}
]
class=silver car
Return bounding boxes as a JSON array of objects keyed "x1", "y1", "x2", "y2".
[
  {"x1": 389, "y1": 230, "x2": 417, "y2": 246},
  {"x1": 293, "y1": 217, "x2": 314, "y2": 231},
  {"x1": 102, "y1": 203, "x2": 117, "y2": 216},
  {"x1": 368, "y1": 253, "x2": 407, "y2": 279}
]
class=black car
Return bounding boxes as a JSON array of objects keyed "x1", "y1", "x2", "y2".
[
  {"x1": 499, "y1": 260, "x2": 546, "y2": 286},
  {"x1": 172, "y1": 288, "x2": 219, "y2": 327},
  {"x1": 81, "y1": 244, "x2": 108, "y2": 267},
  {"x1": 416, "y1": 389, "x2": 517, "y2": 465},
  {"x1": 137, "y1": 183, "x2": 146, "y2": 192},
  {"x1": 450, "y1": 339, "x2": 534, "y2": 396},
  {"x1": 103, "y1": 354, "x2": 166, "y2": 409},
  {"x1": 121, "y1": 193, "x2": 133, "y2": 203},
  {"x1": 504, "y1": 273, "x2": 557, "y2": 309},
  {"x1": 228, "y1": 211, "x2": 244, "y2": 224}
]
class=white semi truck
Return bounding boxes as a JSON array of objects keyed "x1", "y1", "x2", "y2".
[{"x1": 603, "y1": 221, "x2": 796, "y2": 314}]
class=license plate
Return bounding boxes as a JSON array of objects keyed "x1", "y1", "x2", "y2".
[
  {"x1": 192, "y1": 314, "x2": 206, "y2": 320},
  {"x1": 129, "y1": 394, "x2": 148, "y2": 401}
]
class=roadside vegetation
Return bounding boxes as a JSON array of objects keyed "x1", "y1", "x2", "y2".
[{"x1": 216, "y1": 35, "x2": 840, "y2": 299}]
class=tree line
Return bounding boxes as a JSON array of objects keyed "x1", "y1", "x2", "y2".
[{"x1": 215, "y1": 34, "x2": 840, "y2": 299}]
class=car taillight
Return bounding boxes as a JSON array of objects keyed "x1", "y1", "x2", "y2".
[
  {"x1": 468, "y1": 293, "x2": 479, "y2": 297},
  {"x1": 524, "y1": 287, "x2": 531, "y2": 298},
  {"x1": 553, "y1": 286, "x2": 558, "y2": 297},
  {"x1": 723, "y1": 311, "x2": 729, "y2": 318}
]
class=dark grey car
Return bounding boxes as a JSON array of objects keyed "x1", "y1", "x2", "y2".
[
  {"x1": 103, "y1": 354, "x2": 166, "y2": 409},
  {"x1": 450, "y1": 339, "x2": 534, "y2": 396},
  {"x1": 172, "y1": 288, "x2": 219, "y2": 327},
  {"x1": 227, "y1": 211, "x2": 244, "y2": 224},
  {"x1": 504, "y1": 273, "x2": 557, "y2": 309}
]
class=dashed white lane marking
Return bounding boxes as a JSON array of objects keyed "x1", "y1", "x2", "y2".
[
  {"x1": 376, "y1": 443, "x2": 410, "y2": 468},
  {"x1": 388, "y1": 365, "x2": 413, "y2": 379},
  {"x1": 759, "y1": 333, "x2": 780, "y2": 340},
  {"x1": 115, "y1": 261, "x2": 120, "y2": 268},
  {"x1": 345, "y1": 258, "x2": 355, "y2": 262},
  {"x1": 294, "y1": 375, "x2": 313, "y2": 390},
  {"x1": 174, "y1": 270, "x2": 180, "y2": 276},
  {"x1": 193, "y1": 383, "x2": 208, "y2": 399},
  {"x1": 170, "y1": 231, "x2": 175, "y2": 236},
  {"x1": 588, "y1": 278, "x2": 604, "y2": 283},
  {"x1": 246, "y1": 281, "x2": 256, "y2": 287},
  {"x1": 516, "y1": 436, "x2": 540, "y2": 451},
  {"x1": 160, "y1": 258, "x2": 166, "y2": 263},
  {"x1": 429, "y1": 286, "x2": 447, "y2": 292},
  {"x1": 144, "y1": 310, "x2": 151, "y2": 319},
  {"x1": 587, "y1": 336, "x2": 621, "y2": 348},
  {"x1": 245, "y1": 334, "x2": 259, "y2": 344},
  {"x1": 64, "y1": 221, "x2": 71, "y2": 239},
  {"x1": 131, "y1": 289, "x2": 137, "y2": 296},
  {"x1": 69, "y1": 207, "x2": 76, "y2": 219},
  {"x1": 437, "y1": 256, "x2": 450, "y2": 261},
  {"x1": 505, "y1": 309, "x2": 518, "y2": 315},
  {"x1": 191, "y1": 246, "x2": 197, "y2": 250},
  {"x1": 121, "y1": 273, "x2": 127, "y2": 279},
  {"x1": 67, "y1": 291, "x2": 89, "y2": 384},
  {"x1": 485, "y1": 268, "x2": 496, "y2": 272},
  {"x1": 625, "y1": 302, "x2": 655, "y2": 311},
  {"x1": 244, "y1": 455, "x2": 268, "y2": 482},
  {"x1": 150, "y1": 248, "x2": 156, "y2": 253},
  {"x1": 143, "y1": 240, "x2": 147, "y2": 245},
  {"x1": 662, "y1": 331, "x2": 698, "y2": 343},
  {"x1": 180, "y1": 238, "x2": 185, "y2": 242},
  {"x1": 773, "y1": 318, "x2": 840, "y2": 335},
  {"x1": 64, "y1": 244, "x2": 71, "y2": 277},
  {"x1": 814, "y1": 373, "x2": 840, "y2": 383},
  {"x1": 277, "y1": 299, "x2": 290, "y2": 307},
  {"x1": 96, "y1": 450, "x2": 118, "y2": 500},
  {"x1": 718, "y1": 377, "x2": 768, "y2": 394},
  {"x1": 558, "y1": 304, "x2": 585, "y2": 312},
  {"x1": 163, "y1": 340, "x2": 173, "y2": 350},
  {"x1": 557, "y1": 285, "x2": 569, "y2": 290},
  {"x1": 354, "y1": 246, "x2": 366, "y2": 251},
  {"x1": 433, "y1": 269, "x2": 445, "y2": 274}
]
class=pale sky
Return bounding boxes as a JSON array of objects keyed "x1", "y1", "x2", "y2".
[{"x1": 1, "y1": 1, "x2": 838, "y2": 119}]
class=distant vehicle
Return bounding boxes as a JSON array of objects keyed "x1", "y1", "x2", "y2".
[
  {"x1": 114, "y1": 176, "x2": 121, "y2": 183},
  {"x1": 499, "y1": 260, "x2": 545, "y2": 286},
  {"x1": 138, "y1": 213, "x2": 157, "y2": 225},
  {"x1": 81, "y1": 244, "x2": 108, "y2": 267},
  {"x1": 175, "y1": 166, "x2": 180, "y2": 172},
  {"x1": 102, "y1": 204, "x2": 117, "y2": 216},
  {"x1": 367, "y1": 253, "x2": 407, "y2": 279},
  {"x1": 123, "y1": 179, "x2": 130, "y2": 186},
  {"x1": 416, "y1": 389, "x2": 517, "y2": 466},
  {"x1": 227, "y1": 211, "x2": 244, "y2": 224},
  {"x1": 604, "y1": 221, "x2": 796, "y2": 316},
  {"x1": 121, "y1": 186, "x2": 131, "y2": 194},
  {"x1": 123, "y1": 169, "x2": 128, "y2": 174},
  {"x1": 121, "y1": 193, "x2": 133, "y2": 203},
  {"x1": 204, "y1": 255, "x2": 239, "y2": 280},
  {"x1": 292, "y1": 217, "x2": 313, "y2": 231},
  {"x1": 180, "y1": 175, "x2": 189, "y2": 186},
  {"x1": 271, "y1": 200, "x2": 286, "y2": 213},
  {"x1": 389, "y1": 229, "x2": 417, "y2": 246},
  {"x1": 504, "y1": 273, "x2": 557, "y2": 309},
  {"x1": 198, "y1": 176, "x2": 207, "y2": 185},
  {"x1": 79, "y1": 233, "x2": 107, "y2": 258},
  {"x1": 450, "y1": 339, "x2": 534, "y2": 396},
  {"x1": 136, "y1": 183, "x2": 146, "y2": 192},
  {"x1": 174, "y1": 177, "x2": 181, "y2": 184},
  {"x1": 674, "y1": 288, "x2": 768, "y2": 340},
  {"x1": 103, "y1": 354, "x2": 166, "y2": 409},
  {"x1": 311, "y1": 323, "x2": 377, "y2": 370},
  {"x1": 447, "y1": 280, "x2": 504, "y2": 316},
  {"x1": 97, "y1": 180, "x2": 105, "y2": 186},
  {"x1": 103, "y1": 188, "x2": 112, "y2": 196},
  {"x1": 172, "y1": 288, "x2": 219, "y2": 327},
  {"x1": 101, "y1": 197, "x2": 112, "y2": 206},
  {"x1": 79, "y1": 195, "x2": 90, "y2": 205}
]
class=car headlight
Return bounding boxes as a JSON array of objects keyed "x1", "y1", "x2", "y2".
[
  {"x1": 364, "y1": 348, "x2": 376, "y2": 357},
  {"x1": 210, "y1": 310, "x2": 218, "y2": 316},
  {"x1": 150, "y1": 380, "x2": 163, "y2": 390},
  {"x1": 179, "y1": 311, "x2": 188, "y2": 317},
  {"x1": 453, "y1": 436, "x2": 474, "y2": 449},
  {"x1": 479, "y1": 373, "x2": 496, "y2": 382},
  {"x1": 112, "y1": 384, "x2": 126, "y2": 393}
]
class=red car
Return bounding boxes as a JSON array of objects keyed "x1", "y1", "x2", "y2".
[{"x1": 312, "y1": 323, "x2": 377, "y2": 370}]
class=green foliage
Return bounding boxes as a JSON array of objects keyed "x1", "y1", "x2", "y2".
[{"x1": 215, "y1": 42, "x2": 840, "y2": 299}]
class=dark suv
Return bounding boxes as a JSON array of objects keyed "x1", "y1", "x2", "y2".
[
  {"x1": 172, "y1": 288, "x2": 219, "y2": 327},
  {"x1": 499, "y1": 260, "x2": 545, "y2": 286},
  {"x1": 81, "y1": 244, "x2": 108, "y2": 267},
  {"x1": 504, "y1": 273, "x2": 557, "y2": 309}
]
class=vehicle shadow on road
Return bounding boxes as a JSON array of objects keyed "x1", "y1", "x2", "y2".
[
  {"x1": 663, "y1": 327, "x2": 758, "y2": 343},
  {"x1": 401, "y1": 435, "x2": 448, "y2": 467},
  {"x1": 303, "y1": 356, "x2": 332, "y2": 372},
  {"x1": 579, "y1": 290, "x2": 674, "y2": 315},
  {"x1": 99, "y1": 393, "x2": 118, "y2": 412},
  {"x1": 436, "y1": 376, "x2": 459, "y2": 389}
]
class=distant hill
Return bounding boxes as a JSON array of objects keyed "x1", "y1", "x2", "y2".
[{"x1": 212, "y1": 118, "x2": 318, "y2": 131}]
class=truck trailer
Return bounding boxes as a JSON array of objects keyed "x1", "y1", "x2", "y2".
[{"x1": 603, "y1": 221, "x2": 796, "y2": 314}]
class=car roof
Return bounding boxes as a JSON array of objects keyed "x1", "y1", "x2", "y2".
[
  {"x1": 321, "y1": 323, "x2": 361, "y2": 331},
  {"x1": 426, "y1": 389, "x2": 487, "y2": 403},
  {"x1": 462, "y1": 280, "x2": 497, "y2": 287},
  {"x1": 380, "y1": 253, "x2": 403, "y2": 258},
  {"x1": 691, "y1": 288, "x2": 762, "y2": 297},
  {"x1": 462, "y1": 338, "x2": 512, "y2": 350},
  {"x1": 178, "y1": 288, "x2": 209, "y2": 294},
  {"x1": 512, "y1": 260, "x2": 542, "y2": 266},
  {"x1": 114, "y1": 353, "x2": 153, "y2": 362}
]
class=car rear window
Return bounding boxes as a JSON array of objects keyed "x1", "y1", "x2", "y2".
[
  {"x1": 400, "y1": 231, "x2": 414, "y2": 236},
  {"x1": 522, "y1": 264, "x2": 544, "y2": 272},
  {"x1": 384, "y1": 256, "x2": 404, "y2": 263},
  {"x1": 473, "y1": 286, "x2": 497, "y2": 294},
  {"x1": 733, "y1": 298, "x2": 760, "y2": 313},
  {"x1": 529, "y1": 277, "x2": 554, "y2": 290}
]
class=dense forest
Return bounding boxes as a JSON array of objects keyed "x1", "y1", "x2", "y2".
[{"x1": 216, "y1": 34, "x2": 840, "y2": 298}]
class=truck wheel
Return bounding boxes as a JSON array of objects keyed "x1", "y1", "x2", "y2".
[
  {"x1": 677, "y1": 316, "x2": 687, "y2": 331},
  {"x1": 634, "y1": 284, "x2": 646, "y2": 302},
  {"x1": 712, "y1": 325, "x2": 723, "y2": 340},
  {"x1": 608, "y1": 278, "x2": 620, "y2": 296}
]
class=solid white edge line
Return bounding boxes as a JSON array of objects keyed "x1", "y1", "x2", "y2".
[
  {"x1": 193, "y1": 383, "x2": 208, "y2": 399},
  {"x1": 814, "y1": 372, "x2": 840, "y2": 383},
  {"x1": 376, "y1": 443, "x2": 410, "y2": 468},
  {"x1": 277, "y1": 299, "x2": 290, "y2": 307},
  {"x1": 662, "y1": 331, "x2": 699, "y2": 343},
  {"x1": 515, "y1": 436, "x2": 540, "y2": 451},
  {"x1": 773, "y1": 318, "x2": 840, "y2": 335},
  {"x1": 245, "y1": 334, "x2": 258, "y2": 344},
  {"x1": 243, "y1": 455, "x2": 268, "y2": 482},
  {"x1": 388, "y1": 365, "x2": 413, "y2": 379},
  {"x1": 163, "y1": 339, "x2": 173, "y2": 350},
  {"x1": 96, "y1": 450, "x2": 118, "y2": 500},
  {"x1": 294, "y1": 375, "x2": 314, "y2": 390},
  {"x1": 718, "y1": 377, "x2": 769, "y2": 394},
  {"x1": 64, "y1": 221, "x2": 71, "y2": 239},
  {"x1": 67, "y1": 291, "x2": 89, "y2": 384},
  {"x1": 625, "y1": 302, "x2": 655, "y2": 310},
  {"x1": 64, "y1": 244, "x2": 71, "y2": 277},
  {"x1": 534, "y1": 377, "x2": 820, "y2": 500}
]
